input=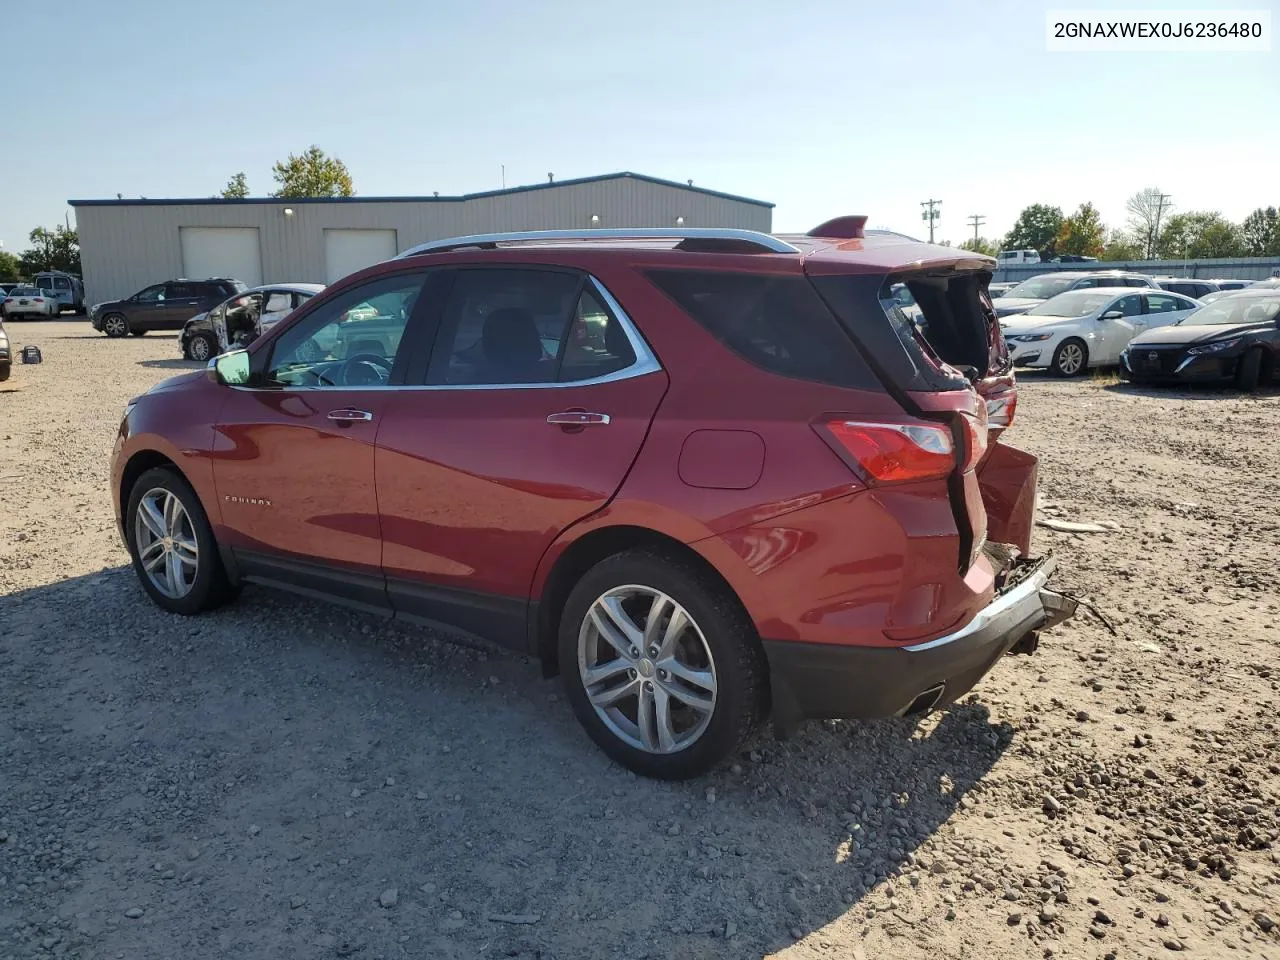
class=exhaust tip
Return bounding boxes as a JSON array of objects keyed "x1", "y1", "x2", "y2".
[{"x1": 902, "y1": 683, "x2": 946, "y2": 717}]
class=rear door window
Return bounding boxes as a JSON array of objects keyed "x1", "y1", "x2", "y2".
[
  {"x1": 647, "y1": 270, "x2": 878, "y2": 389},
  {"x1": 426, "y1": 268, "x2": 581, "y2": 385}
]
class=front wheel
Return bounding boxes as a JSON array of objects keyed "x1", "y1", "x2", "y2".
[
  {"x1": 1051, "y1": 338, "x2": 1088, "y2": 377},
  {"x1": 102, "y1": 313, "x2": 129, "y2": 338},
  {"x1": 559, "y1": 549, "x2": 769, "y2": 780},
  {"x1": 125, "y1": 467, "x2": 235, "y2": 615},
  {"x1": 186, "y1": 332, "x2": 216, "y2": 362},
  {"x1": 1235, "y1": 348, "x2": 1263, "y2": 392}
]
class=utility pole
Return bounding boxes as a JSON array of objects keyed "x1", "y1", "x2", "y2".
[
  {"x1": 967, "y1": 214, "x2": 985, "y2": 244},
  {"x1": 501, "y1": 164, "x2": 506, "y2": 189},
  {"x1": 921, "y1": 199, "x2": 942, "y2": 243},
  {"x1": 1152, "y1": 193, "x2": 1172, "y2": 258}
]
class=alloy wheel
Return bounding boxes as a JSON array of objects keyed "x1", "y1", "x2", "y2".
[
  {"x1": 1058, "y1": 342, "x2": 1085, "y2": 375},
  {"x1": 134, "y1": 488, "x2": 199, "y2": 599},
  {"x1": 190, "y1": 337, "x2": 210, "y2": 361},
  {"x1": 104, "y1": 315, "x2": 127, "y2": 337},
  {"x1": 577, "y1": 585, "x2": 718, "y2": 754}
]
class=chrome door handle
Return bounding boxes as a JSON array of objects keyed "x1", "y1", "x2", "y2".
[
  {"x1": 328, "y1": 409, "x2": 374, "y2": 422},
  {"x1": 546, "y1": 411, "x2": 610, "y2": 426}
]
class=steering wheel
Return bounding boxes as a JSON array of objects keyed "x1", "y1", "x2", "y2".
[{"x1": 339, "y1": 353, "x2": 392, "y2": 386}]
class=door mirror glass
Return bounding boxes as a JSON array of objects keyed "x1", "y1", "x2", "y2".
[
  {"x1": 212, "y1": 349, "x2": 251, "y2": 386},
  {"x1": 1100, "y1": 309, "x2": 1124, "y2": 320}
]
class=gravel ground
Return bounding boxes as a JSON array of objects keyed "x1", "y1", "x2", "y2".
[{"x1": 1, "y1": 319, "x2": 1277, "y2": 960}]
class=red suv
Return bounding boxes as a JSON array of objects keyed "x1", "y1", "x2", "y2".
[{"x1": 111, "y1": 219, "x2": 1076, "y2": 779}]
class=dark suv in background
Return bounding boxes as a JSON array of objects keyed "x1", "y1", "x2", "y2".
[{"x1": 91, "y1": 278, "x2": 246, "y2": 338}]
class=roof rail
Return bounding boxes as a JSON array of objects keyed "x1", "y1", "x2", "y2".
[{"x1": 397, "y1": 228, "x2": 799, "y2": 258}]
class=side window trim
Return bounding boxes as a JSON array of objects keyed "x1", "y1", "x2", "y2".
[{"x1": 409, "y1": 272, "x2": 661, "y2": 392}]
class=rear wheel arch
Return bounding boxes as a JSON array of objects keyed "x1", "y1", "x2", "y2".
[{"x1": 533, "y1": 525, "x2": 759, "y2": 679}]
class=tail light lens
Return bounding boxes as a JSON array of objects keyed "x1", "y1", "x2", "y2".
[
  {"x1": 819, "y1": 420, "x2": 956, "y2": 484},
  {"x1": 986, "y1": 391, "x2": 1017, "y2": 429}
]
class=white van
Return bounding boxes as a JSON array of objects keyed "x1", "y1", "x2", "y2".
[{"x1": 997, "y1": 249, "x2": 1041, "y2": 265}]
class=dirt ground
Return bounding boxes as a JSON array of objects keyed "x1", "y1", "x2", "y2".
[{"x1": 1, "y1": 319, "x2": 1277, "y2": 960}]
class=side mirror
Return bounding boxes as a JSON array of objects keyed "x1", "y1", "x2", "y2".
[
  {"x1": 209, "y1": 349, "x2": 251, "y2": 386},
  {"x1": 1100, "y1": 309, "x2": 1124, "y2": 320}
]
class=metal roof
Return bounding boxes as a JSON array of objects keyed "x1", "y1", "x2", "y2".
[{"x1": 68, "y1": 171, "x2": 774, "y2": 209}]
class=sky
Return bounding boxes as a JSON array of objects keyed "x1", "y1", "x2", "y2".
[{"x1": 2, "y1": 0, "x2": 1277, "y2": 255}]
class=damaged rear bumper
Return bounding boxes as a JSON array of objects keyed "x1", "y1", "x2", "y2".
[{"x1": 764, "y1": 555, "x2": 1077, "y2": 728}]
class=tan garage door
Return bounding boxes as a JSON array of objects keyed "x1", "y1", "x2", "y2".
[
  {"x1": 179, "y1": 227, "x2": 263, "y2": 288},
  {"x1": 324, "y1": 229, "x2": 398, "y2": 284}
]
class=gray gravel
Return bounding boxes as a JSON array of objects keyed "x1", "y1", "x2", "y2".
[{"x1": 1, "y1": 321, "x2": 1278, "y2": 959}]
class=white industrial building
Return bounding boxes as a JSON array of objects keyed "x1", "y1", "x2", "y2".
[{"x1": 70, "y1": 172, "x2": 773, "y2": 305}]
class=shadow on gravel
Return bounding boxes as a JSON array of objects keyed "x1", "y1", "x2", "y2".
[
  {"x1": 2, "y1": 567, "x2": 1013, "y2": 959},
  {"x1": 1102, "y1": 380, "x2": 1280, "y2": 400}
]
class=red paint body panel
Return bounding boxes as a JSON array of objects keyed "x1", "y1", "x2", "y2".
[
  {"x1": 111, "y1": 231, "x2": 1044, "y2": 665},
  {"x1": 976, "y1": 440, "x2": 1038, "y2": 556},
  {"x1": 210, "y1": 388, "x2": 390, "y2": 573},
  {"x1": 375, "y1": 372, "x2": 668, "y2": 598},
  {"x1": 111, "y1": 373, "x2": 226, "y2": 537}
]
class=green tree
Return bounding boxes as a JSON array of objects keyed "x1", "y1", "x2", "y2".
[
  {"x1": 1101, "y1": 231, "x2": 1143, "y2": 262},
  {"x1": 18, "y1": 225, "x2": 81, "y2": 276},
  {"x1": 221, "y1": 172, "x2": 250, "y2": 199},
  {"x1": 959, "y1": 236, "x2": 998, "y2": 256},
  {"x1": 0, "y1": 250, "x2": 21, "y2": 283},
  {"x1": 1156, "y1": 211, "x2": 1245, "y2": 259},
  {"x1": 1240, "y1": 206, "x2": 1280, "y2": 256},
  {"x1": 1053, "y1": 202, "x2": 1106, "y2": 257},
  {"x1": 1004, "y1": 204, "x2": 1063, "y2": 260},
  {"x1": 1125, "y1": 187, "x2": 1170, "y2": 259},
  {"x1": 271, "y1": 146, "x2": 354, "y2": 198}
]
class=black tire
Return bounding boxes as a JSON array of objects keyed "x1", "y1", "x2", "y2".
[
  {"x1": 558, "y1": 548, "x2": 769, "y2": 780},
  {"x1": 102, "y1": 313, "x2": 129, "y2": 338},
  {"x1": 1051, "y1": 338, "x2": 1089, "y2": 377},
  {"x1": 1235, "y1": 348, "x2": 1263, "y2": 392},
  {"x1": 124, "y1": 466, "x2": 235, "y2": 615},
  {"x1": 186, "y1": 332, "x2": 216, "y2": 362},
  {"x1": 131, "y1": 330, "x2": 147, "y2": 337}
]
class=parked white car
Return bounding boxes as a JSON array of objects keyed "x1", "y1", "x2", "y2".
[
  {"x1": 1001, "y1": 287, "x2": 1200, "y2": 376},
  {"x1": 179, "y1": 282, "x2": 324, "y2": 360},
  {"x1": 997, "y1": 249, "x2": 1041, "y2": 265},
  {"x1": 2, "y1": 285, "x2": 61, "y2": 320}
]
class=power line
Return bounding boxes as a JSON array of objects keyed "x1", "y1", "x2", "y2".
[
  {"x1": 920, "y1": 199, "x2": 942, "y2": 244},
  {"x1": 967, "y1": 214, "x2": 985, "y2": 243}
]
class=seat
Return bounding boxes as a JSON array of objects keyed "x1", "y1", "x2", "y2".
[{"x1": 481, "y1": 307, "x2": 546, "y2": 382}]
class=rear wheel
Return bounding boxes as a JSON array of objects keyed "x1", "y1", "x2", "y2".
[
  {"x1": 559, "y1": 549, "x2": 768, "y2": 780},
  {"x1": 1235, "y1": 348, "x2": 1263, "y2": 392},
  {"x1": 102, "y1": 313, "x2": 129, "y2": 338},
  {"x1": 1051, "y1": 338, "x2": 1088, "y2": 377},
  {"x1": 125, "y1": 467, "x2": 235, "y2": 615}
]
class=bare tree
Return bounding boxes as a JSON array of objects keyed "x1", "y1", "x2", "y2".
[{"x1": 1125, "y1": 188, "x2": 1171, "y2": 259}]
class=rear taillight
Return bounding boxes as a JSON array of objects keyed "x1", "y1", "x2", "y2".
[
  {"x1": 986, "y1": 391, "x2": 1017, "y2": 429},
  {"x1": 819, "y1": 420, "x2": 956, "y2": 484},
  {"x1": 960, "y1": 404, "x2": 989, "y2": 471}
]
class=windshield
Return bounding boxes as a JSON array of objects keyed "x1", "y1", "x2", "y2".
[
  {"x1": 1179, "y1": 295, "x2": 1280, "y2": 327},
  {"x1": 1025, "y1": 291, "x2": 1114, "y2": 318},
  {"x1": 1001, "y1": 275, "x2": 1078, "y2": 300}
]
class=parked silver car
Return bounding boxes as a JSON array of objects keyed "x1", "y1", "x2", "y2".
[{"x1": 992, "y1": 271, "x2": 1160, "y2": 318}]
